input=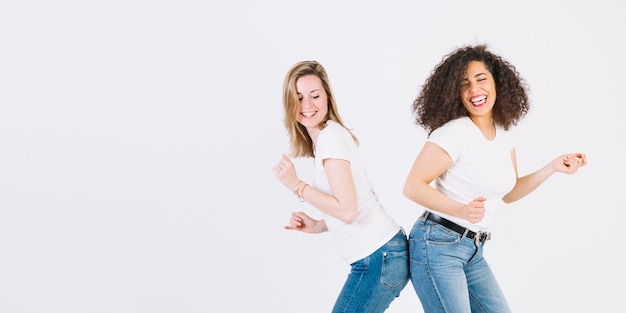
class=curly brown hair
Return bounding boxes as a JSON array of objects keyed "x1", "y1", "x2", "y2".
[{"x1": 412, "y1": 44, "x2": 530, "y2": 136}]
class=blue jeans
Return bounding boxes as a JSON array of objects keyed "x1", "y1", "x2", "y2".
[
  {"x1": 332, "y1": 229, "x2": 410, "y2": 313},
  {"x1": 409, "y1": 216, "x2": 511, "y2": 313}
]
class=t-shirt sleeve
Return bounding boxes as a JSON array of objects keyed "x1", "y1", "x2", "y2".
[
  {"x1": 428, "y1": 121, "x2": 465, "y2": 162},
  {"x1": 316, "y1": 131, "x2": 351, "y2": 162},
  {"x1": 504, "y1": 128, "x2": 516, "y2": 151}
]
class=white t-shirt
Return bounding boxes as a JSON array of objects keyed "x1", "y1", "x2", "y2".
[
  {"x1": 314, "y1": 120, "x2": 400, "y2": 264},
  {"x1": 427, "y1": 117, "x2": 517, "y2": 232}
]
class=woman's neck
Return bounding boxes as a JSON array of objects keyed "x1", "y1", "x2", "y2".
[
  {"x1": 469, "y1": 115, "x2": 496, "y2": 140},
  {"x1": 307, "y1": 126, "x2": 322, "y2": 148}
]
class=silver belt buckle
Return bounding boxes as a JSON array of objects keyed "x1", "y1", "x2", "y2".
[{"x1": 474, "y1": 231, "x2": 486, "y2": 246}]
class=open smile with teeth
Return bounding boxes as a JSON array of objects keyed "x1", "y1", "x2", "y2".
[
  {"x1": 301, "y1": 111, "x2": 317, "y2": 117},
  {"x1": 470, "y1": 95, "x2": 487, "y2": 106}
]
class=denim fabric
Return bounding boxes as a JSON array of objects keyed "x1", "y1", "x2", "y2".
[
  {"x1": 332, "y1": 229, "x2": 410, "y2": 313},
  {"x1": 409, "y1": 217, "x2": 511, "y2": 313}
]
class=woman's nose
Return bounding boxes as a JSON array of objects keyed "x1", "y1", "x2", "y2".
[
  {"x1": 301, "y1": 97, "x2": 312, "y2": 108},
  {"x1": 466, "y1": 81, "x2": 481, "y2": 94}
]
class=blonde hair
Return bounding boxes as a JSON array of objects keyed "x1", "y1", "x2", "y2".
[{"x1": 282, "y1": 61, "x2": 357, "y2": 158}]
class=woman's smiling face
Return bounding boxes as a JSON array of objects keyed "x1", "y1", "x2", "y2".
[
  {"x1": 460, "y1": 61, "x2": 497, "y2": 118},
  {"x1": 295, "y1": 74, "x2": 328, "y2": 129}
]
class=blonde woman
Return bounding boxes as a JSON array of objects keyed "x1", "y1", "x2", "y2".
[{"x1": 273, "y1": 61, "x2": 409, "y2": 313}]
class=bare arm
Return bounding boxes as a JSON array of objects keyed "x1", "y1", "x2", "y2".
[
  {"x1": 273, "y1": 154, "x2": 358, "y2": 224},
  {"x1": 503, "y1": 150, "x2": 587, "y2": 203},
  {"x1": 299, "y1": 158, "x2": 358, "y2": 224},
  {"x1": 402, "y1": 142, "x2": 486, "y2": 223}
]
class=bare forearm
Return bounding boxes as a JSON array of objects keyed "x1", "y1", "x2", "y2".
[
  {"x1": 298, "y1": 183, "x2": 358, "y2": 224},
  {"x1": 503, "y1": 162, "x2": 555, "y2": 203},
  {"x1": 403, "y1": 181, "x2": 465, "y2": 218}
]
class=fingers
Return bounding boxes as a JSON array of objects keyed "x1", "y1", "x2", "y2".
[
  {"x1": 464, "y1": 209, "x2": 483, "y2": 224},
  {"x1": 273, "y1": 155, "x2": 300, "y2": 189},
  {"x1": 284, "y1": 213, "x2": 305, "y2": 231},
  {"x1": 563, "y1": 153, "x2": 585, "y2": 163},
  {"x1": 284, "y1": 220, "x2": 300, "y2": 230},
  {"x1": 288, "y1": 212, "x2": 304, "y2": 227},
  {"x1": 465, "y1": 198, "x2": 486, "y2": 224},
  {"x1": 571, "y1": 153, "x2": 587, "y2": 166},
  {"x1": 291, "y1": 212, "x2": 308, "y2": 224},
  {"x1": 469, "y1": 197, "x2": 486, "y2": 211},
  {"x1": 467, "y1": 214, "x2": 483, "y2": 224},
  {"x1": 273, "y1": 155, "x2": 295, "y2": 174},
  {"x1": 562, "y1": 153, "x2": 587, "y2": 172},
  {"x1": 472, "y1": 196, "x2": 486, "y2": 203}
]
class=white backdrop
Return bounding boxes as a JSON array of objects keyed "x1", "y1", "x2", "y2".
[{"x1": 1, "y1": 1, "x2": 623, "y2": 312}]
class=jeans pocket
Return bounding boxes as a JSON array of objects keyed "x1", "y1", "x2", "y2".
[
  {"x1": 380, "y1": 251, "x2": 409, "y2": 290},
  {"x1": 427, "y1": 223, "x2": 461, "y2": 245}
]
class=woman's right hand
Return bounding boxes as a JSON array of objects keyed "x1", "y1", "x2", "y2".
[
  {"x1": 284, "y1": 212, "x2": 328, "y2": 234},
  {"x1": 272, "y1": 154, "x2": 300, "y2": 190},
  {"x1": 462, "y1": 197, "x2": 486, "y2": 224}
]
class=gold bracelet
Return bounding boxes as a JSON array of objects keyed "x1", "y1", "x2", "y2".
[
  {"x1": 297, "y1": 183, "x2": 308, "y2": 202},
  {"x1": 292, "y1": 180, "x2": 303, "y2": 196}
]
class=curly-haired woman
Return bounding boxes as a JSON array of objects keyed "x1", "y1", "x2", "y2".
[{"x1": 403, "y1": 45, "x2": 587, "y2": 313}]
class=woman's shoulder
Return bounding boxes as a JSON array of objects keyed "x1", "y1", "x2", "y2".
[
  {"x1": 321, "y1": 120, "x2": 349, "y2": 136},
  {"x1": 433, "y1": 117, "x2": 471, "y2": 134},
  {"x1": 319, "y1": 120, "x2": 355, "y2": 145},
  {"x1": 449, "y1": 116, "x2": 472, "y2": 127}
]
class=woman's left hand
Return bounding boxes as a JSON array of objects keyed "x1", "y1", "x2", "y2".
[{"x1": 553, "y1": 153, "x2": 587, "y2": 174}]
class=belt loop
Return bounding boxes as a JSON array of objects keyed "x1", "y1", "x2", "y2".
[
  {"x1": 423, "y1": 211, "x2": 430, "y2": 220},
  {"x1": 462, "y1": 228, "x2": 470, "y2": 238}
]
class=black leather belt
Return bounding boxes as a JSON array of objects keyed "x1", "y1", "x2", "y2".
[{"x1": 422, "y1": 211, "x2": 491, "y2": 244}]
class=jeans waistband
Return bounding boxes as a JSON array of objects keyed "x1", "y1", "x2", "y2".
[{"x1": 422, "y1": 211, "x2": 491, "y2": 243}]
